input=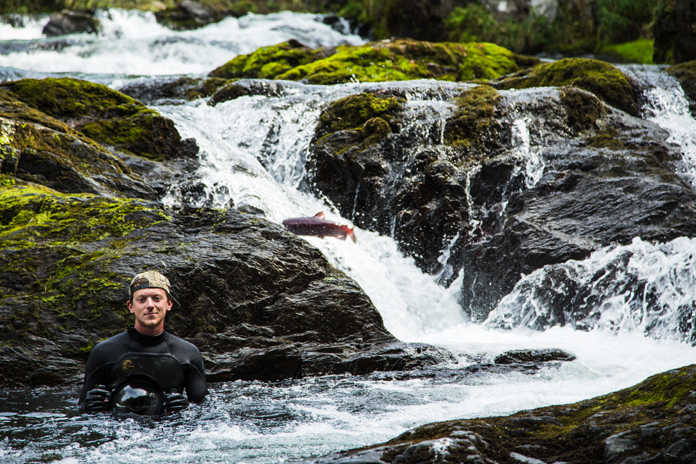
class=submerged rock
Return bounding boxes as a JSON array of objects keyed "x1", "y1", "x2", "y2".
[
  {"x1": 42, "y1": 9, "x2": 100, "y2": 36},
  {"x1": 318, "y1": 364, "x2": 696, "y2": 464}
]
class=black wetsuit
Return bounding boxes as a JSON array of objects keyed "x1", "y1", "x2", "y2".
[{"x1": 79, "y1": 328, "x2": 207, "y2": 409}]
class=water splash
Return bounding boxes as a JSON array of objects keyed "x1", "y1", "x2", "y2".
[
  {"x1": 623, "y1": 65, "x2": 696, "y2": 188},
  {"x1": 0, "y1": 10, "x2": 365, "y2": 75},
  {"x1": 486, "y1": 237, "x2": 696, "y2": 343}
]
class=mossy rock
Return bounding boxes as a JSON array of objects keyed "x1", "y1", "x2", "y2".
[
  {"x1": 0, "y1": 177, "x2": 169, "y2": 343},
  {"x1": 495, "y1": 57, "x2": 640, "y2": 116},
  {"x1": 0, "y1": 77, "x2": 196, "y2": 161},
  {"x1": 210, "y1": 39, "x2": 539, "y2": 85},
  {"x1": 443, "y1": 85, "x2": 502, "y2": 153},
  {"x1": 667, "y1": 60, "x2": 696, "y2": 116},
  {"x1": 315, "y1": 92, "x2": 405, "y2": 141},
  {"x1": 209, "y1": 39, "x2": 329, "y2": 80},
  {"x1": 559, "y1": 86, "x2": 608, "y2": 133},
  {"x1": 0, "y1": 88, "x2": 164, "y2": 198}
]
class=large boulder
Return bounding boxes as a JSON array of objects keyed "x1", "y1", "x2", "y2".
[
  {"x1": 0, "y1": 180, "x2": 450, "y2": 387},
  {"x1": 0, "y1": 78, "x2": 198, "y2": 162},
  {"x1": 0, "y1": 78, "x2": 200, "y2": 199},
  {"x1": 0, "y1": 87, "x2": 159, "y2": 199},
  {"x1": 318, "y1": 364, "x2": 696, "y2": 463}
]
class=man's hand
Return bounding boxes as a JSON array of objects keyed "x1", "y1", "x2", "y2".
[
  {"x1": 164, "y1": 391, "x2": 189, "y2": 413},
  {"x1": 84, "y1": 385, "x2": 111, "y2": 413}
]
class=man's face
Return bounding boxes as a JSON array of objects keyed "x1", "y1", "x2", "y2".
[{"x1": 128, "y1": 287, "x2": 172, "y2": 335}]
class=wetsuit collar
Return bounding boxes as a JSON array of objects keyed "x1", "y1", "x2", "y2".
[{"x1": 128, "y1": 327, "x2": 167, "y2": 346}]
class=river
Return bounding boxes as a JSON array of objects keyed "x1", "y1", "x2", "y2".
[{"x1": 1, "y1": 9, "x2": 695, "y2": 464}]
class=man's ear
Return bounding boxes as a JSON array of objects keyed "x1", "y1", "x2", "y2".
[{"x1": 126, "y1": 299, "x2": 134, "y2": 314}]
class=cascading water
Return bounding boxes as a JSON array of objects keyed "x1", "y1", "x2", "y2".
[{"x1": 1, "y1": 11, "x2": 695, "y2": 464}]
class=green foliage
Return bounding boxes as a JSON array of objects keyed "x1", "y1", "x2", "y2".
[
  {"x1": 596, "y1": 0, "x2": 656, "y2": 45},
  {"x1": 600, "y1": 39, "x2": 654, "y2": 64},
  {"x1": 445, "y1": 4, "x2": 552, "y2": 54}
]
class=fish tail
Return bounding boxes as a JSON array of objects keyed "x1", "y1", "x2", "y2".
[{"x1": 348, "y1": 227, "x2": 357, "y2": 243}]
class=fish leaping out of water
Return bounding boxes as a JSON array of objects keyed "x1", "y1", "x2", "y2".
[{"x1": 282, "y1": 212, "x2": 357, "y2": 243}]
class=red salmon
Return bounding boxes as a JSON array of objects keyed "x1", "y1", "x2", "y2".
[{"x1": 282, "y1": 212, "x2": 357, "y2": 243}]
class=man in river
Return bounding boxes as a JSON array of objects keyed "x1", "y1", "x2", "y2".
[{"x1": 79, "y1": 270, "x2": 208, "y2": 416}]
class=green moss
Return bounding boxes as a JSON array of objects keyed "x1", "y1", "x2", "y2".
[
  {"x1": 496, "y1": 58, "x2": 640, "y2": 116},
  {"x1": 0, "y1": 177, "x2": 171, "y2": 337},
  {"x1": 444, "y1": 85, "x2": 501, "y2": 149},
  {"x1": 1, "y1": 78, "x2": 147, "y2": 121},
  {"x1": 209, "y1": 40, "x2": 326, "y2": 79},
  {"x1": 316, "y1": 92, "x2": 405, "y2": 139},
  {"x1": 0, "y1": 180, "x2": 168, "y2": 245},
  {"x1": 285, "y1": 40, "x2": 525, "y2": 84},
  {"x1": 1, "y1": 77, "x2": 184, "y2": 161},
  {"x1": 211, "y1": 39, "x2": 535, "y2": 85},
  {"x1": 600, "y1": 39, "x2": 654, "y2": 64},
  {"x1": 560, "y1": 86, "x2": 607, "y2": 133}
]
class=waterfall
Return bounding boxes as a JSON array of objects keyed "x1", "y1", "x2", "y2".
[
  {"x1": 483, "y1": 67, "x2": 696, "y2": 344},
  {"x1": 486, "y1": 237, "x2": 696, "y2": 342},
  {"x1": 623, "y1": 65, "x2": 696, "y2": 188},
  {"x1": 157, "y1": 81, "x2": 471, "y2": 341}
]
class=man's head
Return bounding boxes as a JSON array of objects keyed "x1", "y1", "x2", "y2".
[{"x1": 127, "y1": 270, "x2": 173, "y2": 336}]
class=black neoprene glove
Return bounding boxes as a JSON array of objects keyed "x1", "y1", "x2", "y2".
[
  {"x1": 164, "y1": 391, "x2": 189, "y2": 413},
  {"x1": 84, "y1": 385, "x2": 111, "y2": 413}
]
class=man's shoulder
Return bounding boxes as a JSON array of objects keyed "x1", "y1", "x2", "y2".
[
  {"x1": 164, "y1": 331, "x2": 202, "y2": 355},
  {"x1": 92, "y1": 330, "x2": 129, "y2": 352}
]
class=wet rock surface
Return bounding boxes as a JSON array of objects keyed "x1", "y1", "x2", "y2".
[
  {"x1": 316, "y1": 364, "x2": 696, "y2": 464},
  {"x1": 306, "y1": 60, "x2": 696, "y2": 322},
  {"x1": 42, "y1": 9, "x2": 100, "y2": 36}
]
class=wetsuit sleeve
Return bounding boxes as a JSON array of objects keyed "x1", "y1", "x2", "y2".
[
  {"x1": 78, "y1": 345, "x2": 112, "y2": 407},
  {"x1": 185, "y1": 350, "x2": 208, "y2": 403}
]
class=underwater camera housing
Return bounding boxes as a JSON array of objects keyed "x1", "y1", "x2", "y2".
[{"x1": 109, "y1": 352, "x2": 185, "y2": 417}]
